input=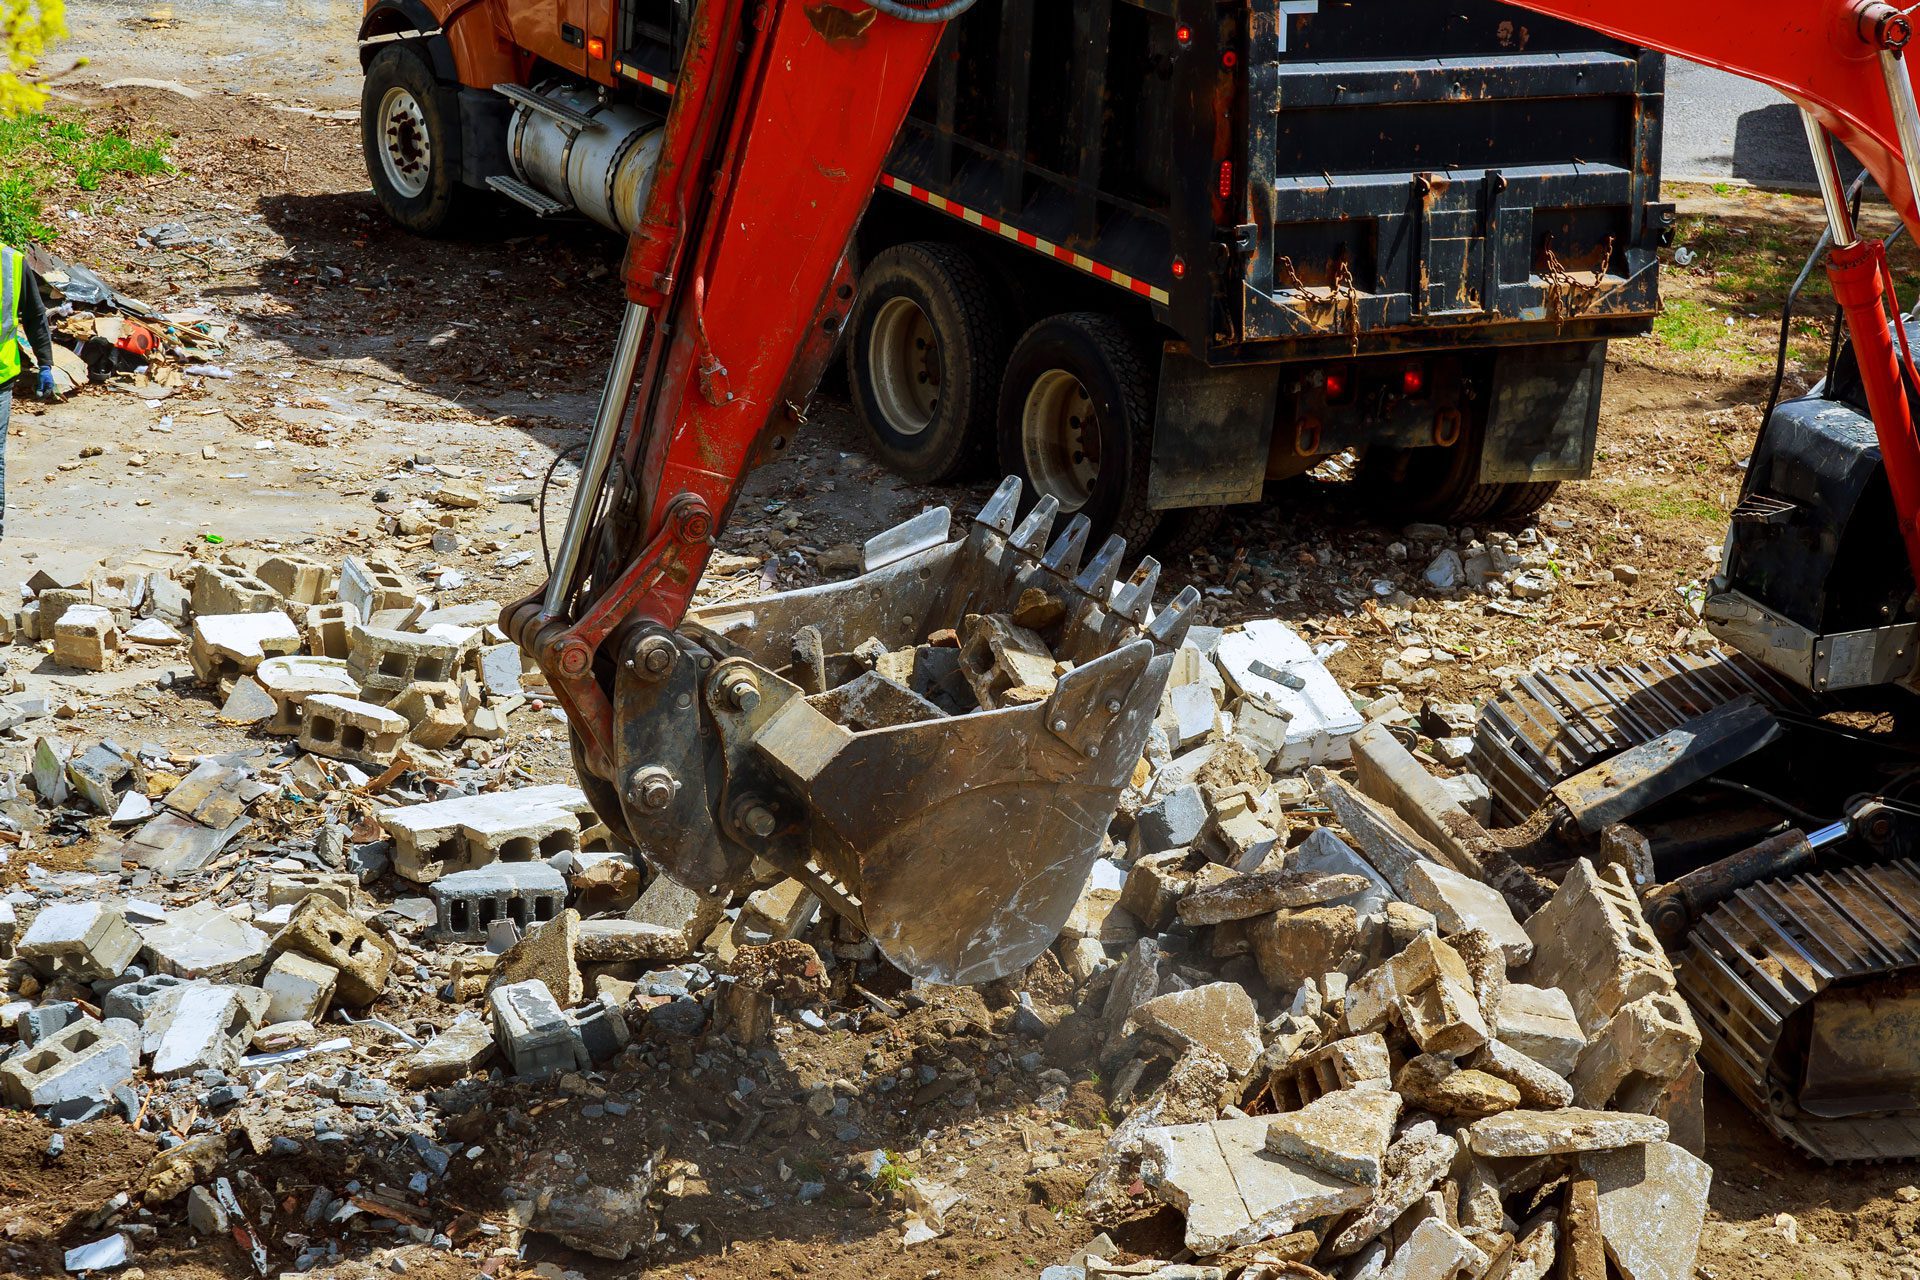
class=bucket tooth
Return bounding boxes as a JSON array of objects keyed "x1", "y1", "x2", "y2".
[
  {"x1": 863, "y1": 506, "x2": 952, "y2": 572},
  {"x1": 974, "y1": 476, "x2": 1023, "y2": 535},
  {"x1": 1073, "y1": 535, "x2": 1127, "y2": 601},
  {"x1": 1041, "y1": 514, "x2": 1093, "y2": 578},
  {"x1": 1113, "y1": 558, "x2": 1162, "y2": 625},
  {"x1": 1147, "y1": 584, "x2": 1203, "y2": 648},
  {"x1": 1010, "y1": 496, "x2": 1060, "y2": 559}
]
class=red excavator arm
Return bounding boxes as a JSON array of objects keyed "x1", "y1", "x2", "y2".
[
  {"x1": 506, "y1": 0, "x2": 956, "y2": 779},
  {"x1": 1515, "y1": 1, "x2": 1920, "y2": 581}
]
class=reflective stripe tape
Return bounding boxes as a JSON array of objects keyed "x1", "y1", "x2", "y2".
[
  {"x1": 0, "y1": 249, "x2": 20, "y2": 384},
  {"x1": 613, "y1": 62, "x2": 675, "y2": 95},
  {"x1": 358, "y1": 27, "x2": 443, "y2": 47},
  {"x1": 878, "y1": 174, "x2": 1172, "y2": 305},
  {"x1": 0, "y1": 249, "x2": 16, "y2": 346}
]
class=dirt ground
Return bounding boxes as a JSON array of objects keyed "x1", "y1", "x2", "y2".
[{"x1": 1, "y1": 6, "x2": 1916, "y2": 1280}]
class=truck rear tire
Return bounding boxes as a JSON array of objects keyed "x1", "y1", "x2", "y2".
[
  {"x1": 1355, "y1": 430, "x2": 1509, "y2": 525},
  {"x1": 362, "y1": 46, "x2": 470, "y2": 236},
  {"x1": 1486, "y1": 481, "x2": 1561, "y2": 521},
  {"x1": 997, "y1": 313, "x2": 1160, "y2": 550},
  {"x1": 847, "y1": 242, "x2": 1007, "y2": 483}
]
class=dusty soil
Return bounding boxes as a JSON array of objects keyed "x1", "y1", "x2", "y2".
[{"x1": 5, "y1": 8, "x2": 1919, "y2": 1279}]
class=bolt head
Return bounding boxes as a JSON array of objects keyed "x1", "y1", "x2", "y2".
[
  {"x1": 1052, "y1": 719, "x2": 1069, "y2": 733},
  {"x1": 743, "y1": 805, "x2": 777, "y2": 838},
  {"x1": 727, "y1": 677, "x2": 761, "y2": 712}
]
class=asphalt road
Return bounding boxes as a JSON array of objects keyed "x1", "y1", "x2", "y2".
[{"x1": 1664, "y1": 58, "x2": 1864, "y2": 189}]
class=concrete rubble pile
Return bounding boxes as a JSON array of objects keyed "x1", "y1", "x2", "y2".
[
  {"x1": 0, "y1": 583, "x2": 1714, "y2": 1278},
  {"x1": 1034, "y1": 616, "x2": 1712, "y2": 1280}
]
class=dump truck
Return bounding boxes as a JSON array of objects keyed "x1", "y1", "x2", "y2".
[{"x1": 357, "y1": 0, "x2": 1674, "y2": 545}]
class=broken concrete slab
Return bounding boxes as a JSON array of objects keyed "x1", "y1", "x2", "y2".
[
  {"x1": 1404, "y1": 860, "x2": 1531, "y2": 966},
  {"x1": 1579, "y1": 1141, "x2": 1711, "y2": 1280},
  {"x1": 150, "y1": 984, "x2": 268, "y2": 1077},
  {"x1": 1309, "y1": 770, "x2": 1440, "y2": 897},
  {"x1": 269, "y1": 896, "x2": 396, "y2": 1006},
  {"x1": 189, "y1": 612, "x2": 302, "y2": 686},
  {"x1": 1380, "y1": 1217, "x2": 1489, "y2": 1280},
  {"x1": 1262, "y1": 1086, "x2": 1400, "y2": 1185},
  {"x1": 1469, "y1": 1038, "x2": 1574, "y2": 1109},
  {"x1": 403, "y1": 1012, "x2": 496, "y2": 1086},
  {"x1": 139, "y1": 900, "x2": 269, "y2": 983},
  {"x1": 1212, "y1": 620, "x2": 1364, "y2": 770},
  {"x1": 1464, "y1": 1108, "x2": 1668, "y2": 1158},
  {"x1": 1140, "y1": 1116, "x2": 1373, "y2": 1257},
  {"x1": 1393, "y1": 1053, "x2": 1521, "y2": 1119},
  {"x1": 1176, "y1": 869, "x2": 1372, "y2": 926},
  {"x1": 1125, "y1": 982, "x2": 1263, "y2": 1076},
  {"x1": 1325, "y1": 1132, "x2": 1458, "y2": 1258},
  {"x1": 489, "y1": 909, "x2": 582, "y2": 1007},
  {"x1": 1495, "y1": 984, "x2": 1587, "y2": 1080}
]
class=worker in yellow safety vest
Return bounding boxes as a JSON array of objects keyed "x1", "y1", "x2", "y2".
[{"x1": 0, "y1": 244, "x2": 57, "y2": 540}]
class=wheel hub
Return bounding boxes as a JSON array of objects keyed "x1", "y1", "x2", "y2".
[
  {"x1": 1021, "y1": 368, "x2": 1100, "y2": 512},
  {"x1": 868, "y1": 296, "x2": 942, "y2": 436},
  {"x1": 378, "y1": 86, "x2": 432, "y2": 200}
]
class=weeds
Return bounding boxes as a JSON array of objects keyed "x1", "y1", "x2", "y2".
[
  {"x1": 0, "y1": 112, "x2": 171, "y2": 245},
  {"x1": 874, "y1": 1151, "x2": 916, "y2": 1196}
]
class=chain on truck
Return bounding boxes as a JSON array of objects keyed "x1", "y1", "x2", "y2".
[{"x1": 356, "y1": 0, "x2": 1674, "y2": 547}]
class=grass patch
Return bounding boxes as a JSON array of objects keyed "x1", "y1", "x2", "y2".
[
  {"x1": 0, "y1": 113, "x2": 172, "y2": 245},
  {"x1": 1653, "y1": 299, "x2": 1723, "y2": 353},
  {"x1": 1609, "y1": 484, "x2": 1726, "y2": 526}
]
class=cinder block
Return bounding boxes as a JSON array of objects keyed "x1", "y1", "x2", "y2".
[
  {"x1": 297, "y1": 694, "x2": 408, "y2": 767},
  {"x1": 53, "y1": 604, "x2": 120, "y2": 672},
  {"x1": 265, "y1": 873, "x2": 359, "y2": 911},
  {"x1": 1494, "y1": 984, "x2": 1587, "y2": 1079},
  {"x1": 19, "y1": 1001, "x2": 82, "y2": 1046},
  {"x1": 380, "y1": 785, "x2": 592, "y2": 883},
  {"x1": 1524, "y1": 858, "x2": 1675, "y2": 1035},
  {"x1": 430, "y1": 862, "x2": 567, "y2": 942},
  {"x1": 260, "y1": 951, "x2": 339, "y2": 1025},
  {"x1": 0, "y1": 1017, "x2": 135, "y2": 1108},
  {"x1": 304, "y1": 601, "x2": 361, "y2": 660},
  {"x1": 254, "y1": 655, "x2": 359, "y2": 736},
  {"x1": 1132, "y1": 784, "x2": 1209, "y2": 857},
  {"x1": 35, "y1": 588, "x2": 88, "y2": 637},
  {"x1": 489, "y1": 979, "x2": 587, "y2": 1077},
  {"x1": 257, "y1": 554, "x2": 332, "y2": 606},
  {"x1": 269, "y1": 895, "x2": 396, "y2": 1006},
  {"x1": 66, "y1": 743, "x2": 134, "y2": 814},
  {"x1": 139, "y1": 901, "x2": 269, "y2": 983},
  {"x1": 18, "y1": 903, "x2": 142, "y2": 981},
  {"x1": 1571, "y1": 990, "x2": 1702, "y2": 1110},
  {"x1": 339, "y1": 556, "x2": 416, "y2": 621},
  {"x1": 348, "y1": 625, "x2": 473, "y2": 705},
  {"x1": 189, "y1": 612, "x2": 301, "y2": 686},
  {"x1": 192, "y1": 563, "x2": 280, "y2": 617},
  {"x1": 392, "y1": 681, "x2": 468, "y2": 748},
  {"x1": 569, "y1": 998, "x2": 630, "y2": 1064}
]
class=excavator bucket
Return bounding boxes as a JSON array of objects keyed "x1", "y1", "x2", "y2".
[{"x1": 608, "y1": 478, "x2": 1198, "y2": 985}]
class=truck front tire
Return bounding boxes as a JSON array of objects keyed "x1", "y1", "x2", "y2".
[
  {"x1": 362, "y1": 46, "x2": 470, "y2": 236},
  {"x1": 847, "y1": 242, "x2": 1007, "y2": 483},
  {"x1": 998, "y1": 314, "x2": 1161, "y2": 551}
]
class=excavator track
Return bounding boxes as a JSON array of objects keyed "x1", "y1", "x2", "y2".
[
  {"x1": 1470, "y1": 650, "x2": 1812, "y2": 825},
  {"x1": 1681, "y1": 859, "x2": 1920, "y2": 1162}
]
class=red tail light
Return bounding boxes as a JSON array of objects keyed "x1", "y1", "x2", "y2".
[
  {"x1": 1218, "y1": 161, "x2": 1233, "y2": 200},
  {"x1": 1324, "y1": 367, "x2": 1350, "y2": 400},
  {"x1": 1402, "y1": 365, "x2": 1426, "y2": 396}
]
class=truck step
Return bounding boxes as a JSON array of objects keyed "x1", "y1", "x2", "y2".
[
  {"x1": 486, "y1": 175, "x2": 570, "y2": 218},
  {"x1": 491, "y1": 83, "x2": 598, "y2": 134}
]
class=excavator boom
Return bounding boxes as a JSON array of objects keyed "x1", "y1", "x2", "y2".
[{"x1": 505, "y1": 0, "x2": 1197, "y2": 984}]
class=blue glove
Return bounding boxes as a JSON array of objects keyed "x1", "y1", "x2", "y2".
[{"x1": 35, "y1": 368, "x2": 55, "y2": 398}]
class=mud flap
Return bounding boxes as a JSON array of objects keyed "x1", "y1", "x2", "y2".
[
  {"x1": 1477, "y1": 341, "x2": 1604, "y2": 484},
  {"x1": 1148, "y1": 344, "x2": 1278, "y2": 510}
]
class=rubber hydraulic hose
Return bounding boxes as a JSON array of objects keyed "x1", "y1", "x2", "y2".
[{"x1": 863, "y1": 0, "x2": 979, "y2": 22}]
